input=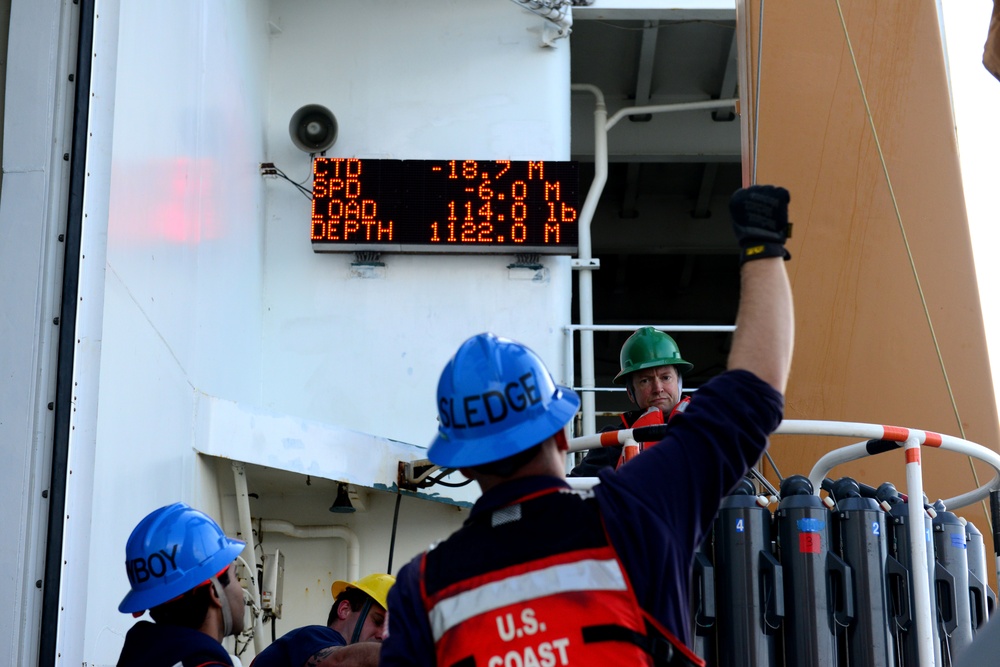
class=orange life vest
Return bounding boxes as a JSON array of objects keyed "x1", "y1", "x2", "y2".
[
  {"x1": 616, "y1": 396, "x2": 691, "y2": 468},
  {"x1": 419, "y1": 487, "x2": 704, "y2": 667}
]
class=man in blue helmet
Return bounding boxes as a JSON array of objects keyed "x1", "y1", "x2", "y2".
[
  {"x1": 116, "y1": 502, "x2": 249, "y2": 667},
  {"x1": 380, "y1": 185, "x2": 794, "y2": 667}
]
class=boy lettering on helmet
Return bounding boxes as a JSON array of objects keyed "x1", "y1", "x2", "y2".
[
  {"x1": 381, "y1": 185, "x2": 795, "y2": 667},
  {"x1": 116, "y1": 502, "x2": 248, "y2": 667},
  {"x1": 439, "y1": 372, "x2": 542, "y2": 429},
  {"x1": 126, "y1": 544, "x2": 180, "y2": 584},
  {"x1": 250, "y1": 573, "x2": 394, "y2": 667}
]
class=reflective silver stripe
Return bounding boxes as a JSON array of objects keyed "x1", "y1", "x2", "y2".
[{"x1": 428, "y1": 558, "x2": 627, "y2": 641}]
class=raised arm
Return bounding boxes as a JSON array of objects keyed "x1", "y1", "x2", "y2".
[{"x1": 726, "y1": 186, "x2": 795, "y2": 393}]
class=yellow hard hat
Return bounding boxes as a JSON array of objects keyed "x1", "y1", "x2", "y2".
[{"x1": 331, "y1": 573, "x2": 395, "y2": 610}]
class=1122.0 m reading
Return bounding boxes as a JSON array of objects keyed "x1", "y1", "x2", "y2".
[{"x1": 310, "y1": 158, "x2": 579, "y2": 254}]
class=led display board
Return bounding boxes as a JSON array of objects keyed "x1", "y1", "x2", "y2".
[{"x1": 310, "y1": 158, "x2": 579, "y2": 253}]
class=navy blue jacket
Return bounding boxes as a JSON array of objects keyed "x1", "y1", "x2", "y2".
[
  {"x1": 116, "y1": 620, "x2": 234, "y2": 667},
  {"x1": 250, "y1": 625, "x2": 347, "y2": 667}
]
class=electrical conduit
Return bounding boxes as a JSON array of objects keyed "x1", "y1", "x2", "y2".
[{"x1": 258, "y1": 520, "x2": 361, "y2": 584}]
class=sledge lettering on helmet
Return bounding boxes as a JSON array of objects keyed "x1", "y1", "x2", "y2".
[
  {"x1": 438, "y1": 371, "x2": 542, "y2": 429},
  {"x1": 126, "y1": 544, "x2": 180, "y2": 585},
  {"x1": 428, "y1": 333, "x2": 580, "y2": 469}
]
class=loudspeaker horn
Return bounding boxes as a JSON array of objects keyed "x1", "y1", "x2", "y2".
[{"x1": 289, "y1": 104, "x2": 338, "y2": 154}]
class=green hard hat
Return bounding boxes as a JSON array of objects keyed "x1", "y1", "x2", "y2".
[{"x1": 613, "y1": 327, "x2": 693, "y2": 384}]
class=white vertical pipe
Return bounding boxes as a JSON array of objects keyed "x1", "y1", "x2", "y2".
[
  {"x1": 903, "y1": 436, "x2": 936, "y2": 667},
  {"x1": 232, "y1": 463, "x2": 260, "y2": 574},
  {"x1": 232, "y1": 462, "x2": 265, "y2": 654},
  {"x1": 562, "y1": 326, "x2": 575, "y2": 394},
  {"x1": 563, "y1": 327, "x2": 576, "y2": 473},
  {"x1": 571, "y1": 83, "x2": 607, "y2": 436},
  {"x1": 567, "y1": 91, "x2": 735, "y2": 436}
]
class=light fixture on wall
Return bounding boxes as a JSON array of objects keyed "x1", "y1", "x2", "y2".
[
  {"x1": 329, "y1": 483, "x2": 355, "y2": 513},
  {"x1": 289, "y1": 104, "x2": 338, "y2": 154}
]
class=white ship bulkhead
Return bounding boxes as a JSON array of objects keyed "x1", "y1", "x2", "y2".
[
  {"x1": 8, "y1": 0, "x2": 996, "y2": 665},
  {"x1": 3, "y1": 1, "x2": 584, "y2": 664}
]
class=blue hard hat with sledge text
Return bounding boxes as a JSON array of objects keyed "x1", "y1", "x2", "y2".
[
  {"x1": 429, "y1": 333, "x2": 580, "y2": 468},
  {"x1": 118, "y1": 502, "x2": 245, "y2": 614}
]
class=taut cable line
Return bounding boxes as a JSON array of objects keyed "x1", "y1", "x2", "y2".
[
  {"x1": 751, "y1": 0, "x2": 765, "y2": 185},
  {"x1": 831, "y1": 0, "x2": 986, "y2": 526}
]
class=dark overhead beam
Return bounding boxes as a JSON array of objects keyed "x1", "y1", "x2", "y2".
[
  {"x1": 630, "y1": 20, "x2": 659, "y2": 119},
  {"x1": 713, "y1": 30, "x2": 739, "y2": 122},
  {"x1": 622, "y1": 21, "x2": 659, "y2": 218}
]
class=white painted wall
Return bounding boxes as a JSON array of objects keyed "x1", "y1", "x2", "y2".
[
  {"x1": 73, "y1": 0, "x2": 574, "y2": 665},
  {"x1": 259, "y1": 0, "x2": 573, "y2": 444},
  {"x1": 85, "y1": 1, "x2": 272, "y2": 663}
]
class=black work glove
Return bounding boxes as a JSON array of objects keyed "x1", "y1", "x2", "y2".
[{"x1": 729, "y1": 185, "x2": 792, "y2": 264}]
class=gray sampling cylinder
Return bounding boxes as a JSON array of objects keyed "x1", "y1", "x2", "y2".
[
  {"x1": 932, "y1": 499, "x2": 975, "y2": 659},
  {"x1": 878, "y1": 482, "x2": 943, "y2": 667},
  {"x1": 828, "y1": 477, "x2": 896, "y2": 667},
  {"x1": 775, "y1": 475, "x2": 852, "y2": 667},
  {"x1": 712, "y1": 477, "x2": 783, "y2": 667}
]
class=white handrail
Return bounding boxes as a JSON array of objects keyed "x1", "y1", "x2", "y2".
[
  {"x1": 564, "y1": 324, "x2": 737, "y2": 332},
  {"x1": 569, "y1": 418, "x2": 1000, "y2": 508},
  {"x1": 769, "y1": 419, "x2": 1000, "y2": 509},
  {"x1": 568, "y1": 417, "x2": 1000, "y2": 667}
]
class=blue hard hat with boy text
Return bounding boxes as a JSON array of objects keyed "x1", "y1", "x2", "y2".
[
  {"x1": 118, "y1": 502, "x2": 246, "y2": 614},
  {"x1": 429, "y1": 333, "x2": 580, "y2": 468}
]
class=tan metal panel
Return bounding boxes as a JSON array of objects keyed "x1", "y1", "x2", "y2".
[
  {"x1": 739, "y1": 0, "x2": 1000, "y2": 541},
  {"x1": 986, "y1": 0, "x2": 1000, "y2": 82}
]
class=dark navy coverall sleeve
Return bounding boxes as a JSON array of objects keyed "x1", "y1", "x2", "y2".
[{"x1": 596, "y1": 369, "x2": 783, "y2": 644}]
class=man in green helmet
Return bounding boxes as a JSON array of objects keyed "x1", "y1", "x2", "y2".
[{"x1": 570, "y1": 327, "x2": 694, "y2": 476}]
